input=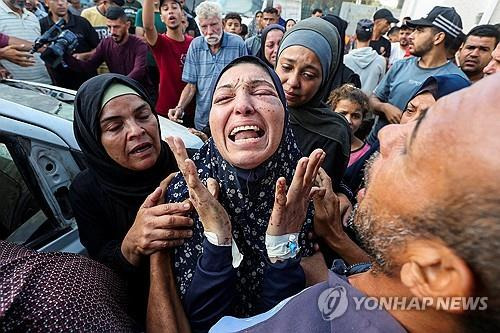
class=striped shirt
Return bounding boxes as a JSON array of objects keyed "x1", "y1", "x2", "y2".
[
  {"x1": 182, "y1": 32, "x2": 247, "y2": 130},
  {"x1": 0, "y1": 1, "x2": 51, "y2": 84}
]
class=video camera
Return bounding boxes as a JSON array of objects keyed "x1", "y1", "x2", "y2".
[{"x1": 31, "y1": 19, "x2": 78, "y2": 69}]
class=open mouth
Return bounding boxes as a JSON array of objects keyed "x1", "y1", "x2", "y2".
[
  {"x1": 129, "y1": 142, "x2": 152, "y2": 155},
  {"x1": 168, "y1": 15, "x2": 176, "y2": 21},
  {"x1": 228, "y1": 125, "x2": 265, "y2": 142}
]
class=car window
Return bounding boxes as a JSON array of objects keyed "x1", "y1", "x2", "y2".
[{"x1": 0, "y1": 143, "x2": 60, "y2": 246}]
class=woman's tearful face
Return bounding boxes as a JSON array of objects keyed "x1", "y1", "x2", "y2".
[{"x1": 209, "y1": 62, "x2": 285, "y2": 169}]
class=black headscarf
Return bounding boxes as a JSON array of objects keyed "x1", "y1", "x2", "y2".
[
  {"x1": 257, "y1": 24, "x2": 285, "y2": 68},
  {"x1": 73, "y1": 73, "x2": 175, "y2": 206},
  {"x1": 166, "y1": 56, "x2": 314, "y2": 318},
  {"x1": 322, "y1": 14, "x2": 362, "y2": 89}
]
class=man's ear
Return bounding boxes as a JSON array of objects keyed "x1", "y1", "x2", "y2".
[
  {"x1": 400, "y1": 239, "x2": 474, "y2": 312},
  {"x1": 434, "y1": 31, "x2": 446, "y2": 46}
]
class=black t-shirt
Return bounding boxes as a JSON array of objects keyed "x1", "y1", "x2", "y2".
[
  {"x1": 40, "y1": 13, "x2": 99, "y2": 54},
  {"x1": 370, "y1": 36, "x2": 391, "y2": 58},
  {"x1": 39, "y1": 13, "x2": 99, "y2": 89}
]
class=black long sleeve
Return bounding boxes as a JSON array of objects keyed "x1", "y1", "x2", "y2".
[{"x1": 183, "y1": 239, "x2": 306, "y2": 332}]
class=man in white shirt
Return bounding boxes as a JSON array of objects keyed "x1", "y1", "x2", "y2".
[
  {"x1": 0, "y1": 0, "x2": 52, "y2": 83},
  {"x1": 388, "y1": 23, "x2": 413, "y2": 67}
]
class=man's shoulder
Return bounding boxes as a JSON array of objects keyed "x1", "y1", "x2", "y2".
[
  {"x1": 391, "y1": 56, "x2": 417, "y2": 70},
  {"x1": 39, "y1": 15, "x2": 50, "y2": 28},
  {"x1": 441, "y1": 61, "x2": 468, "y2": 78},
  {"x1": 224, "y1": 32, "x2": 245, "y2": 46},
  {"x1": 189, "y1": 35, "x2": 206, "y2": 48},
  {"x1": 81, "y1": 6, "x2": 96, "y2": 15},
  {"x1": 128, "y1": 34, "x2": 146, "y2": 46}
]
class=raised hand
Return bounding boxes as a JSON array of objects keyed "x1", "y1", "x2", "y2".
[
  {"x1": 311, "y1": 168, "x2": 369, "y2": 265},
  {"x1": 166, "y1": 136, "x2": 232, "y2": 245},
  {"x1": 121, "y1": 173, "x2": 194, "y2": 266},
  {"x1": 310, "y1": 168, "x2": 343, "y2": 242},
  {"x1": 266, "y1": 149, "x2": 325, "y2": 236}
]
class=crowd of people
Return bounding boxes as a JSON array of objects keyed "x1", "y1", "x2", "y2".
[{"x1": 1, "y1": 0, "x2": 500, "y2": 332}]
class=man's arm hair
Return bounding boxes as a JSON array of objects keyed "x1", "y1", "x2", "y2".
[
  {"x1": 8, "y1": 35, "x2": 33, "y2": 49},
  {"x1": 142, "y1": 0, "x2": 158, "y2": 46},
  {"x1": 177, "y1": 83, "x2": 196, "y2": 109},
  {"x1": 147, "y1": 251, "x2": 190, "y2": 333}
]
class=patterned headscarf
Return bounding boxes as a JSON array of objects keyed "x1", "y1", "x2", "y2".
[{"x1": 166, "y1": 56, "x2": 314, "y2": 317}]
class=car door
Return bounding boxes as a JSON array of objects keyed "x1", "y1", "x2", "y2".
[{"x1": 0, "y1": 114, "x2": 85, "y2": 253}]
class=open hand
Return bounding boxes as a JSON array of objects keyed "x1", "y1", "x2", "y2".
[
  {"x1": 266, "y1": 149, "x2": 325, "y2": 236},
  {"x1": 166, "y1": 136, "x2": 232, "y2": 245}
]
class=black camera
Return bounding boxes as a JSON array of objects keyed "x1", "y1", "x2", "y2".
[{"x1": 32, "y1": 19, "x2": 79, "y2": 69}]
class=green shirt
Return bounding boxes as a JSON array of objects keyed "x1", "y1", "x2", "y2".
[
  {"x1": 123, "y1": 0, "x2": 142, "y2": 26},
  {"x1": 135, "y1": 9, "x2": 166, "y2": 33},
  {"x1": 135, "y1": 9, "x2": 167, "y2": 67}
]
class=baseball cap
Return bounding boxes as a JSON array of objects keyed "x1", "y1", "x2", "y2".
[
  {"x1": 373, "y1": 8, "x2": 399, "y2": 24},
  {"x1": 159, "y1": 0, "x2": 181, "y2": 8},
  {"x1": 406, "y1": 6, "x2": 463, "y2": 38},
  {"x1": 357, "y1": 19, "x2": 374, "y2": 33}
]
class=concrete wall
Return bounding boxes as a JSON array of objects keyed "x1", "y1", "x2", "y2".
[{"x1": 400, "y1": 0, "x2": 499, "y2": 33}]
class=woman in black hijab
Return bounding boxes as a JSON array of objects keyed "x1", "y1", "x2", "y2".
[
  {"x1": 321, "y1": 14, "x2": 362, "y2": 89},
  {"x1": 275, "y1": 17, "x2": 351, "y2": 190},
  {"x1": 257, "y1": 23, "x2": 285, "y2": 68},
  {"x1": 69, "y1": 73, "x2": 192, "y2": 324}
]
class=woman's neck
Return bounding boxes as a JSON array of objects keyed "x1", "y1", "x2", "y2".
[{"x1": 351, "y1": 136, "x2": 364, "y2": 151}]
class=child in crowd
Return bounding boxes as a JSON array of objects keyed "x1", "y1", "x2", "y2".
[{"x1": 328, "y1": 84, "x2": 377, "y2": 194}]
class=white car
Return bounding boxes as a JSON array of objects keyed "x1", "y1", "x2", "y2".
[{"x1": 0, "y1": 79, "x2": 203, "y2": 254}]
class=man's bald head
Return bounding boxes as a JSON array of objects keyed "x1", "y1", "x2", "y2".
[{"x1": 354, "y1": 74, "x2": 500, "y2": 330}]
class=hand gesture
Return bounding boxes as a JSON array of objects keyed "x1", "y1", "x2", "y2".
[
  {"x1": 266, "y1": 149, "x2": 325, "y2": 236},
  {"x1": 0, "y1": 45, "x2": 35, "y2": 67},
  {"x1": 384, "y1": 103, "x2": 402, "y2": 124},
  {"x1": 168, "y1": 106, "x2": 184, "y2": 123},
  {"x1": 166, "y1": 136, "x2": 232, "y2": 245},
  {"x1": 310, "y1": 168, "x2": 345, "y2": 241},
  {"x1": 121, "y1": 173, "x2": 193, "y2": 266}
]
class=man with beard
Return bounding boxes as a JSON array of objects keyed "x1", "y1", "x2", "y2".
[
  {"x1": 388, "y1": 23, "x2": 413, "y2": 67},
  {"x1": 81, "y1": 0, "x2": 123, "y2": 40},
  {"x1": 142, "y1": 0, "x2": 193, "y2": 124},
  {"x1": 65, "y1": 6, "x2": 152, "y2": 94},
  {"x1": 170, "y1": 1, "x2": 246, "y2": 132},
  {"x1": 209, "y1": 73, "x2": 500, "y2": 333},
  {"x1": 40, "y1": 0, "x2": 99, "y2": 90},
  {"x1": 457, "y1": 24, "x2": 499, "y2": 83},
  {"x1": 367, "y1": 6, "x2": 468, "y2": 145}
]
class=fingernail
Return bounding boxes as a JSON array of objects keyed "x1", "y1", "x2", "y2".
[{"x1": 183, "y1": 203, "x2": 190, "y2": 209}]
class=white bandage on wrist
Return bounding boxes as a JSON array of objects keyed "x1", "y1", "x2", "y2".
[
  {"x1": 204, "y1": 232, "x2": 243, "y2": 268},
  {"x1": 265, "y1": 233, "x2": 300, "y2": 261}
]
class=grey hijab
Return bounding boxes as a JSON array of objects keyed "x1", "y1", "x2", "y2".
[
  {"x1": 276, "y1": 17, "x2": 349, "y2": 146},
  {"x1": 278, "y1": 17, "x2": 342, "y2": 107}
]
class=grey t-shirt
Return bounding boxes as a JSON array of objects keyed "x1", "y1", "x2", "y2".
[{"x1": 368, "y1": 56, "x2": 468, "y2": 143}]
